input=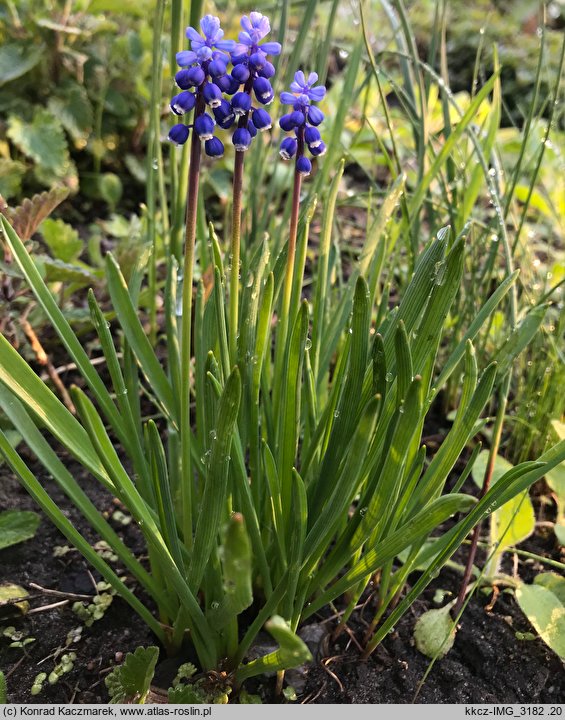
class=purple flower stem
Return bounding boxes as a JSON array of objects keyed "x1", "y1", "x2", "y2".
[
  {"x1": 229, "y1": 76, "x2": 254, "y2": 365},
  {"x1": 281, "y1": 126, "x2": 305, "y2": 330}
]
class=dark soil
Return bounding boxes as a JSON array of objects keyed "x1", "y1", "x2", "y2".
[{"x1": 1, "y1": 435, "x2": 564, "y2": 703}]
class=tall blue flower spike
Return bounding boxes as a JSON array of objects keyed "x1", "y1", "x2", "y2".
[
  {"x1": 228, "y1": 12, "x2": 281, "y2": 150},
  {"x1": 278, "y1": 71, "x2": 326, "y2": 175},
  {"x1": 167, "y1": 15, "x2": 236, "y2": 158}
]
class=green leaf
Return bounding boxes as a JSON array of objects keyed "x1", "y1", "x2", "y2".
[
  {"x1": 40, "y1": 218, "x2": 83, "y2": 263},
  {"x1": 168, "y1": 685, "x2": 207, "y2": 704},
  {"x1": 105, "y1": 253, "x2": 177, "y2": 422},
  {"x1": 98, "y1": 174, "x2": 123, "y2": 208},
  {"x1": 0, "y1": 510, "x2": 40, "y2": 550},
  {"x1": 494, "y1": 305, "x2": 547, "y2": 377},
  {"x1": 515, "y1": 583, "x2": 565, "y2": 660},
  {"x1": 472, "y1": 451, "x2": 535, "y2": 553},
  {"x1": 37, "y1": 256, "x2": 98, "y2": 285},
  {"x1": 0, "y1": 431, "x2": 166, "y2": 642},
  {"x1": 208, "y1": 513, "x2": 253, "y2": 629},
  {"x1": 0, "y1": 44, "x2": 44, "y2": 86},
  {"x1": 189, "y1": 369, "x2": 241, "y2": 588},
  {"x1": 236, "y1": 616, "x2": 312, "y2": 682},
  {"x1": 535, "y1": 573, "x2": 565, "y2": 606},
  {"x1": 48, "y1": 83, "x2": 93, "y2": 142},
  {"x1": 414, "y1": 604, "x2": 456, "y2": 659},
  {"x1": 7, "y1": 110, "x2": 70, "y2": 175},
  {"x1": 105, "y1": 646, "x2": 159, "y2": 703},
  {"x1": 547, "y1": 420, "x2": 565, "y2": 544},
  {"x1": 0, "y1": 159, "x2": 26, "y2": 200},
  {"x1": 0, "y1": 332, "x2": 111, "y2": 488}
]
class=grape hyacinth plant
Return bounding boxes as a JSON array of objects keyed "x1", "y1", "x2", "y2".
[{"x1": 2, "y1": 6, "x2": 565, "y2": 704}]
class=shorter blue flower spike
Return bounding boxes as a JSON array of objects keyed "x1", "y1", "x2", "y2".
[
  {"x1": 205, "y1": 136, "x2": 224, "y2": 157},
  {"x1": 231, "y1": 91, "x2": 252, "y2": 116},
  {"x1": 253, "y1": 77, "x2": 273, "y2": 104},
  {"x1": 170, "y1": 91, "x2": 196, "y2": 115},
  {"x1": 296, "y1": 156, "x2": 312, "y2": 176},
  {"x1": 169, "y1": 123, "x2": 190, "y2": 146},
  {"x1": 194, "y1": 113, "x2": 215, "y2": 139},
  {"x1": 213, "y1": 100, "x2": 236, "y2": 129},
  {"x1": 309, "y1": 141, "x2": 326, "y2": 157},
  {"x1": 203, "y1": 82, "x2": 223, "y2": 108},
  {"x1": 280, "y1": 137, "x2": 298, "y2": 160},
  {"x1": 252, "y1": 108, "x2": 271, "y2": 131},
  {"x1": 233, "y1": 127, "x2": 252, "y2": 151},
  {"x1": 278, "y1": 69, "x2": 326, "y2": 172}
]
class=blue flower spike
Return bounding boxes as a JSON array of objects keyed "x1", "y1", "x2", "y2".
[
  {"x1": 279, "y1": 70, "x2": 326, "y2": 175},
  {"x1": 228, "y1": 12, "x2": 280, "y2": 152},
  {"x1": 168, "y1": 14, "x2": 237, "y2": 158}
]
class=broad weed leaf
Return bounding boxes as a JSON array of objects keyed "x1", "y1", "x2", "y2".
[
  {"x1": 472, "y1": 451, "x2": 535, "y2": 561},
  {"x1": 414, "y1": 603, "x2": 456, "y2": 659},
  {"x1": 48, "y1": 82, "x2": 93, "y2": 143},
  {"x1": 1, "y1": 187, "x2": 69, "y2": 241},
  {"x1": 547, "y1": 420, "x2": 565, "y2": 545},
  {"x1": 0, "y1": 510, "x2": 40, "y2": 551},
  {"x1": 7, "y1": 110, "x2": 71, "y2": 177},
  {"x1": 40, "y1": 218, "x2": 82, "y2": 263},
  {"x1": 515, "y1": 583, "x2": 565, "y2": 660},
  {"x1": 0, "y1": 160, "x2": 26, "y2": 200},
  {"x1": 0, "y1": 44, "x2": 44, "y2": 86},
  {"x1": 105, "y1": 646, "x2": 159, "y2": 704}
]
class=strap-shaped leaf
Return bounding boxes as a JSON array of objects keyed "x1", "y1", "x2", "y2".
[
  {"x1": 0, "y1": 430, "x2": 165, "y2": 642},
  {"x1": 304, "y1": 395, "x2": 381, "y2": 572},
  {"x1": 364, "y1": 447, "x2": 565, "y2": 654},
  {"x1": 207, "y1": 513, "x2": 253, "y2": 629},
  {"x1": 146, "y1": 420, "x2": 184, "y2": 572},
  {"x1": 189, "y1": 368, "x2": 241, "y2": 589},
  {"x1": 395, "y1": 321, "x2": 413, "y2": 405},
  {"x1": 306, "y1": 493, "x2": 476, "y2": 613},
  {"x1": 494, "y1": 304, "x2": 547, "y2": 377},
  {"x1": 0, "y1": 334, "x2": 111, "y2": 488},
  {"x1": 71, "y1": 385, "x2": 215, "y2": 664},
  {"x1": 408, "y1": 362, "x2": 497, "y2": 513},
  {"x1": 0, "y1": 383, "x2": 166, "y2": 612},
  {"x1": 105, "y1": 253, "x2": 176, "y2": 421},
  {"x1": 278, "y1": 302, "x2": 308, "y2": 522},
  {"x1": 352, "y1": 376, "x2": 424, "y2": 550},
  {"x1": 0, "y1": 215, "x2": 124, "y2": 442}
]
